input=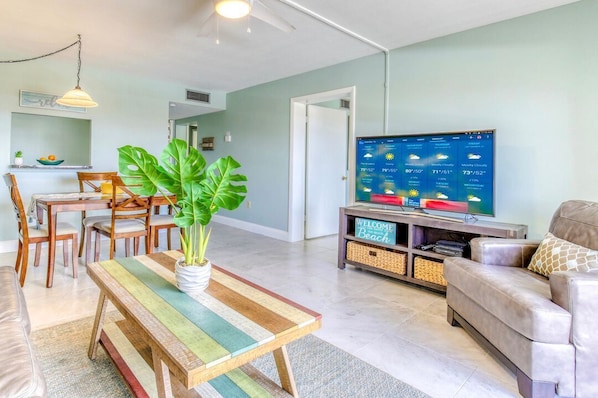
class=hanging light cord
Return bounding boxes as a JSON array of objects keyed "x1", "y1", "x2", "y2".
[{"x1": 0, "y1": 35, "x2": 81, "y2": 74}]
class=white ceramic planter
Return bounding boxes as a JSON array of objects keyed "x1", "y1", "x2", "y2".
[
  {"x1": 14, "y1": 157, "x2": 23, "y2": 166},
  {"x1": 175, "y1": 258, "x2": 211, "y2": 294}
]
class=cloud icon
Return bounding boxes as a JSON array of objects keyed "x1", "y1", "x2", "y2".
[
  {"x1": 363, "y1": 153, "x2": 373, "y2": 158},
  {"x1": 385, "y1": 189, "x2": 394, "y2": 194},
  {"x1": 409, "y1": 154, "x2": 420, "y2": 160},
  {"x1": 363, "y1": 187, "x2": 372, "y2": 192},
  {"x1": 436, "y1": 154, "x2": 449, "y2": 160},
  {"x1": 467, "y1": 154, "x2": 481, "y2": 160},
  {"x1": 468, "y1": 196, "x2": 481, "y2": 202},
  {"x1": 436, "y1": 193, "x2": 448, "y2": 199}
]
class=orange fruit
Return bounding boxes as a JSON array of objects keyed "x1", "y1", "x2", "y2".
[
  {"x1": 48, "y1": 154, "x2": 56, "y2": 161},
  {"x1": 40, "y1": 157, "x2": 47, "y2": 160}
]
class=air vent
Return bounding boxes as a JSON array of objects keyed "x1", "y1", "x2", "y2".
[
  {"x1": 340, "y1": 99, "x2": 350, "y2": 109},
  {"x1": 186, "y1": 90, "x2": 211, "y2": 104}
]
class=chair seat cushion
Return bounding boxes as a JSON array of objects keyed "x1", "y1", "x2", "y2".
[
  {"x1": 26, "y1": 223, "x2": 78, "y2": 238},
  {"x1": 94, "y1": 219, "x2": 146, "y2": 234},
  {"x1": 150, "y1": 215, "x2": 176, "y2": 226},
  {"x1": 82, "y1": 215, "x2": 112, "y2": 227},
  {"x1": 444, "y1": 258, "x2": 572, "y2": 344}
]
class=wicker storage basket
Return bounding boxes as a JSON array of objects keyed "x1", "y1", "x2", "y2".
[
  {"x1": 414, "y1": 257, "x2": 447, "y2": 286},
  {"x1": 346, "y1": 241, "x2": 406, "y2": 275}
]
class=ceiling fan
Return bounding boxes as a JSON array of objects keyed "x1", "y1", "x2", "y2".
[{"x1": 196, "y1": 0, "x2": 295, "y2": 36}]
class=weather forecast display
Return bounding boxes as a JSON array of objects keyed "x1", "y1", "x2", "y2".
[{"x1": 355, "y1": 130, "x2": 495, "y2": 216}]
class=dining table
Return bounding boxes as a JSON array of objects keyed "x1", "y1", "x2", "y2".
[{"x1": 31, "y1": 192, "x2": 175, "y2": 288}]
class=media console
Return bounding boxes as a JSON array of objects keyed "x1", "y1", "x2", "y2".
[{"x1": 338, "y1": 206, "x2": 528, "y2": 293}]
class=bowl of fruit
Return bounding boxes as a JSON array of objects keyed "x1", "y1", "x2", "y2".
[{"x1": 37, "y1": 155, "x2": 64, "y2": 166}]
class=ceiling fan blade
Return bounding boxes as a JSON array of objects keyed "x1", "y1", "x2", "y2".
[
  {"x1": 195, "y1": 0, "x2": 215, "y2": 36},
  {"x1": 197, "y1": 13, "x2": 217, "y2": 37},
  {"x1": 251, "y1": 0, "x2": 295, "y2": 33}
]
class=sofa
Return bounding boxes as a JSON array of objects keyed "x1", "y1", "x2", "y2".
[
  {"x1": 0, "y1": 266, "x2": 47, "y2": 398},
  {"x1": 444, "y1": 200, "x2": 598, "y2": 398}
]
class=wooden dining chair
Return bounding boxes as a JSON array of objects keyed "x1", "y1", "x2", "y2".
[
  {"x1": 76, "y1": 171, "x2": 118, "y2": 260},
  {"x1": 90, "y1": 176, "x2": 152, "y2": 261},
  {"x1": 148, "y1": 197, "x2": 180, "y2": 253},
  {"x1": 3, "y1": 173, "x2": 79, "y2": 287}
]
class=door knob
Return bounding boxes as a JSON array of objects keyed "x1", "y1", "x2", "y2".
[{"x1": 341, "y1": 176, "x2": 347, "y2": 181}]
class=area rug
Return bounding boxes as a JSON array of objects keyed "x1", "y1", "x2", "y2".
[{"x1": 32, "y1": 315, "x2": 430, "y2": 398}]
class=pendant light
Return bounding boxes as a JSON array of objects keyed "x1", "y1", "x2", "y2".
[
  {"x1": 56, "y1": 34, "x2": 98, "y2": 108},
  {"x1": 214, "y1": 0, "x2": 252, "y2": 19}
]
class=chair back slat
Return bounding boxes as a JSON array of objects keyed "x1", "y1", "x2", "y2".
[
  {"x1": 77, "y1": 171, "x2": 118, "y2": 193},
  {"x1": 110, "y1": 176, "x2": 152, "y2": 224},
  {"x1": 3, "y1": 173, "x2": 29, "y2": 240}
]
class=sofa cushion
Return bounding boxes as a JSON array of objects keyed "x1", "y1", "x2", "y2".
[
  {"x1": 444, "y1": 258, "x2": 571, "y2": 344},
  {"x1": 0, "y1": 322, "x2": 47, "y2": 398},
  {"x1": 0, "y1": 266, "x2": 31, "y2": 333},
  {"x1": 528, "y1": 232, "x2": 598, "y2": 277}
]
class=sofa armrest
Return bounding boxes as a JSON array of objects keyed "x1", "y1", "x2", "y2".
[
  {"x1": 550, "y1": 271, "x2": 598, "y2": 398},
  {"x1": 470, "y1": 238, "x2": 541, "y2": 267}
]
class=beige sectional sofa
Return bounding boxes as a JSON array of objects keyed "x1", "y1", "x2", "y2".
[
  {"x1": 0, "y1": 266, "x2": 47, "y2": 398},
  {"x1": 444, "y1": 200, "x2": 598, "y2": 398}
]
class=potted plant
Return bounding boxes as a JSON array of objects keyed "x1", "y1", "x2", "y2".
[
  {"x1": 14, "y1": 150, "x2": 23, "y2": 166},
  {"x1": 117, "y1": 138, "x2": 247, "y2": 293}
]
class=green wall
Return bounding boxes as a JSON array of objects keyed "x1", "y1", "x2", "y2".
[{"x1": 184, "y1": 0, "x2": 598, "y2": 239}]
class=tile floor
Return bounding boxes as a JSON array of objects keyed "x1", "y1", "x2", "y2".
[{"x1": 1, "y1": 223, "x2": 521, "y2": 398}]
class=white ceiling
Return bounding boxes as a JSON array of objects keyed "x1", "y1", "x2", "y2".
[{"x1": 1, "y1": 0, "x2": 579, "y2": 119}]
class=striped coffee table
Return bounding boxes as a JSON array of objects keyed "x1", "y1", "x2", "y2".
[{"x1": 87, "y1": 250, "x2": 322, "y2": 398}]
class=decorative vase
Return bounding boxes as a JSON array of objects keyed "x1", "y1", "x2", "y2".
[
  {"x1": 14, "y1": 157, "x2": 23, "y2": 166},
  {"x1": 175, "y1": 257, "x2": 211, "y2": 294}
]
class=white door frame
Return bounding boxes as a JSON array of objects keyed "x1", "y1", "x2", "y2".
[{"x1": 288, "y1": 86, "x2": 356, "y2": 242}]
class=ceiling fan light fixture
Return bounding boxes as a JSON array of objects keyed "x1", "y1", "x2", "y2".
[{"x1": 214, "y1": 0, "x2": 252, "y2": 19}]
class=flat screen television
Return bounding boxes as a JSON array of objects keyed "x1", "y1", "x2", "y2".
[{"x1": 355, "y1": 129, "x2": 495, "y2": 217}]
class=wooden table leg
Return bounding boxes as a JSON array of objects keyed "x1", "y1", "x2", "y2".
[
  {"x1": 152, "y1": 349, "x2": 173, "y2": 398},
  {"x1": 46, "y1": 209, "x2": 57, "y2": 288},
  {"x1": 88, "y1": 291, "x2": 108, "y2": 359},
  {"x1": 273, "y1": 345, "x2": 299, "y2": 397}
]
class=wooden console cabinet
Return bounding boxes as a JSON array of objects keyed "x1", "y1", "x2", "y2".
[{"x1": 338, "y1": 206, "x2": 528, "y2": 293}]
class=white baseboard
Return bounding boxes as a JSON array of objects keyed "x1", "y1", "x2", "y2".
[
  {"x1": 211, "y1": 215, "x2": 290, "y2": 241},
  {"x1": 0, "y1": 218, "x2": 291, "y2": 253}
]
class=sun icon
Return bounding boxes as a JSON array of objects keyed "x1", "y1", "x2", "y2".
[
  {"x1": 385, "y1": 152, "x2": 394, "y2": 161},
  {"x1": 409, "y1": 189, "x2": 419, "y2": 197}
]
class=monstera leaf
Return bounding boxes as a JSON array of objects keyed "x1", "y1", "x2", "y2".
[{"x1": 118, "y1": 139, "x2": 247, "y2": 265}]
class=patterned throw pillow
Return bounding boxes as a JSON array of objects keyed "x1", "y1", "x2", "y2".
[{"x1": 527, "y1": 232, "x2": 598, "y2": 277}]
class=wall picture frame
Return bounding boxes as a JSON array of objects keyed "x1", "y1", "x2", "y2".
[{"x1": 19, "y1": 90, "x2": 86, "y2": 113}]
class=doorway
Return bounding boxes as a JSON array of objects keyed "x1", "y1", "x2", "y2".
[{"x1": 289, "y1": 87, "x2": 356, "y2": 242}]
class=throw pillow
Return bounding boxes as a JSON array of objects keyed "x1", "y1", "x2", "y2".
[{"x1": 527, "y1": 232, "x2": 598, "y2": 277}]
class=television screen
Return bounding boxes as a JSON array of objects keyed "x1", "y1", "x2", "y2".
[{"x1": 355, "y1": 130, "x2": 495, "y2": 216}]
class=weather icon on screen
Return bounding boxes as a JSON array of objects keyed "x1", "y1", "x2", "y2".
[
  {"x1": 436, "y1": 154, "x2": 449, "y2": 160},
  {"x1": 467, "y1": 195, "x2": 481, "y2": 202},
  {"x1": 409, "y1": 154, "x2": 420, "y2": 160},
  {"x1": 385, "y1": 189, "x2": 394, "y2": 194},
  {"x1": 436, "y1": 193, "x2": 448, "y2": 199},
  {"x1": 467, "y1": 154, "x2": 482, "y2": 160},
  {"x1": 363, "y1": 153, "x2": 373, "y2": 158},
  {"x1": 363, "y1": 187, "x2": 372, "y2": 192},
  {"x1": 385, "y1": 153, "x2": 395, "y2": 160}
]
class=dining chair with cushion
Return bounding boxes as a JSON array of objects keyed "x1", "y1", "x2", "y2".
[
  {"x1": 3, "y1": 173, "x2": 79, "y2": 287},
  {"x1": 148, "y1": 197, "x2": 180, "y2": 253},
  {"x1": 90, "y1": 176, "x2": 152, "y2": 261},
  {"x1": 76, "y1": 171, "x2": 118, "y2": 260}
]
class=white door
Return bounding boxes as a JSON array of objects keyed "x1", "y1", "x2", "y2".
[{"x1": 305, "y1": 104, "x2": 348, "y2": 239}]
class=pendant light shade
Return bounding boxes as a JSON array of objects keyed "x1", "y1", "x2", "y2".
[
  {"x1": 57, "y1": 86, "x2": 98, "y2": 108},
  {"x1": 214, "y1": 0, "x2": 252, "y2": 19},
  {"x1": 57, "y1": 34, "x2": 98, "y2": 108}
]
